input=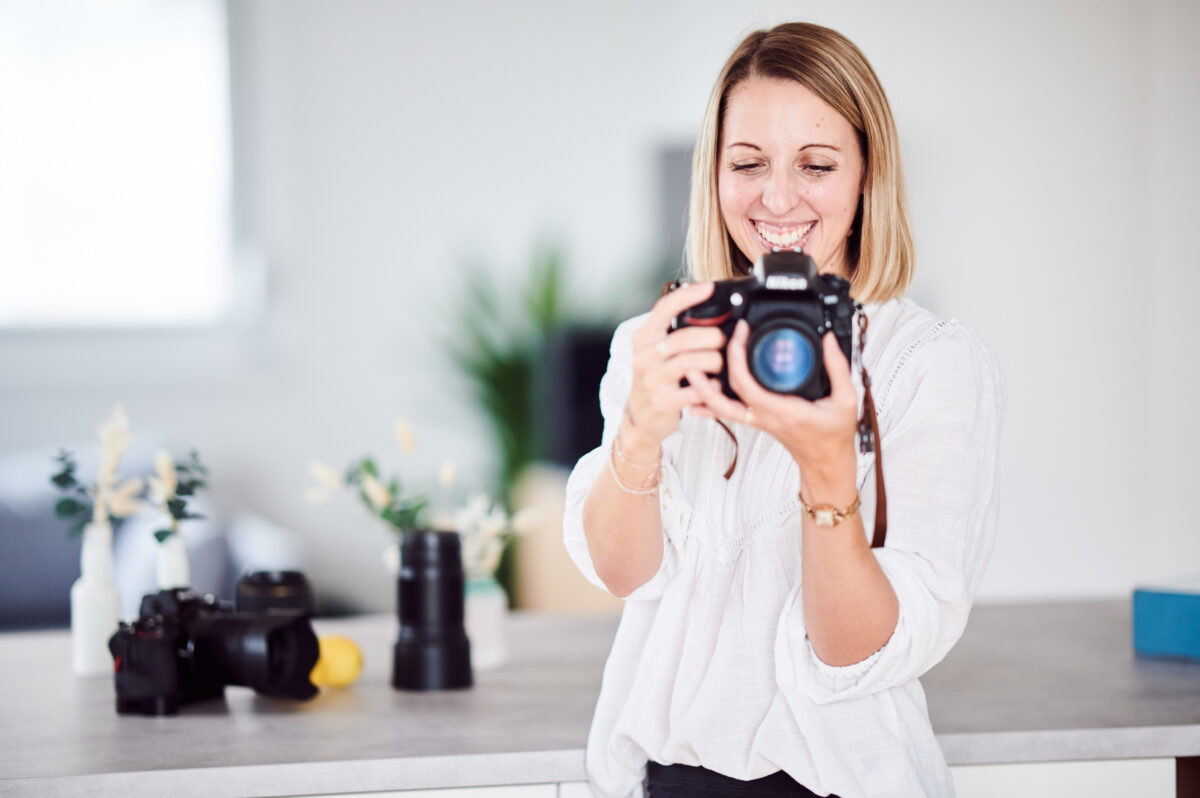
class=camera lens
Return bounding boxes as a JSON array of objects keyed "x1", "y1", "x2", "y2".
[{"x1": 750, "y1": 325, "x2": 817, "y2": 393}]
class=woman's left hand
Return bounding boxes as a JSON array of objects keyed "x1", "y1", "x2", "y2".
[{"x1": 689, "y1": 319, "x2": 859, "y2": 496}]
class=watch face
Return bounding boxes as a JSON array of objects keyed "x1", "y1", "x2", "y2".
[{"x1": 814, "y1": 508, "x2": 837, "y2": 527}]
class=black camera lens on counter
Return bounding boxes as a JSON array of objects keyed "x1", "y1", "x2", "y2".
[
  {"x1": 391, "y1": 529, "x2": 473, "y2": 691},
  {"x1": 235, "y1": 570, "x2": 315, "y2": 615}
]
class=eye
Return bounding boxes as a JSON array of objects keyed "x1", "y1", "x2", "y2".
[
  {"x1": 801, "y1": 164, "x2": 835, "y2": 176},
  {"x1": 728, "y1": 161, "x2": 764, "y2": 174}
]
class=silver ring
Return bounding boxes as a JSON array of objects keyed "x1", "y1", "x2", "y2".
[
  {"x1": 743, "y1": 407, "x2": 755, "y2": 426},
  {"x1": 655, "y1": 339, "x2": 670, "y2": 357}
]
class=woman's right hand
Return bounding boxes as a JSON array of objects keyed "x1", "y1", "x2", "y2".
[{"x1": 621, "y1": 282, "x2": 726, "y2": 460}]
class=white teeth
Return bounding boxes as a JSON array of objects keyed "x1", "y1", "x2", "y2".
[{"x1": 755, "y1": 221, "x2": 814, "y2": 247}]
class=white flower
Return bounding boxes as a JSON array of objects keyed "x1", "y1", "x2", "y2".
[
  {"x1": 453, "y1": 492, "x2": 491, "y2": 534},
  {"x1": 107, "y1": 477, "x2": 145, "y2": 518},
  {"x1": 394, "y1": 418, "x2": 416, "y2": 454},
  {"x1": 510, "y1": 507, "x2": 540, "y2": 536},
  {"x1": 453, "y1": 493, "x2": 513, "y2": 580},
  {"x1": 381, "y1": 542, "x2": 400, "y2": 576},
  {"x1": 309, "y1": 460, "x2": 343, "y2": 490},
  {"x1": 360, "y1": 473, "x2": 392, "y2": 512}
]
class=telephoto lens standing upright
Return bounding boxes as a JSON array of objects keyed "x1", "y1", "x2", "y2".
[{"x1": 391, "y1": 529, "x2": 473, "y2": 690}]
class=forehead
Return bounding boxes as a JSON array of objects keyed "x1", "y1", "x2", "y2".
[{"x1": 722, "y1": 77, "x2": 856, "y2": 147}]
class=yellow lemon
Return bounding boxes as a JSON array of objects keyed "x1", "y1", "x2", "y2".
[{"x1": 310, "y1": 635, "x2": 363, "y2": 688}]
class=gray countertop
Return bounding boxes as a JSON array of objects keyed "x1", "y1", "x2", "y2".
[{"x1": 1, "y1": 600, "x2": 1198, "y2": 796}]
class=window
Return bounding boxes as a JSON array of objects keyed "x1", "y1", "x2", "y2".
[{"x1": 0, "y1": 0, "x2": 233, "y2": 329}]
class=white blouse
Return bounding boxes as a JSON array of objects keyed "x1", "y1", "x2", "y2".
[{"x1": 563, "y1": 296, "x2": 1005, "y2": 798}]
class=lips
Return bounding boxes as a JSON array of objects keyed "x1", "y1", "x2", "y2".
[{"x1": 753, "y1": 220, "x2": 815, "y2": 249}]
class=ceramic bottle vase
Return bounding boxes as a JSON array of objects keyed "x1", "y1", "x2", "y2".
[
  {"x1": 70, "y1": 521, "x2": 121, "y2": 676},
  {"x1": 465, "y1": 576, "x2": 508, "y2": 671},
  {"x1": 155, "y1": 533, "x2": 190, "y2": 590}
]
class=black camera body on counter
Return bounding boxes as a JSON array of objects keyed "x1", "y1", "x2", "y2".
[
  {"x1": 670, "y1": 250, "x2": 856, "y2": 401},
  {"x1": 108, "y1": 588, "x2": 319, "y2": 716}
]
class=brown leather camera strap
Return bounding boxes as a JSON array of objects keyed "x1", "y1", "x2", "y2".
[
  {"x1": 861, "y1": 365, "x2": 887, "y2": 549},
  {"x1": 857, "y1": 309, "x2": 887, "y2": 548}
]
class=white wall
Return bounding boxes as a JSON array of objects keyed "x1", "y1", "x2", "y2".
[{"x1": 1, "y1": 0, "x2": 1197, "y2": 611}]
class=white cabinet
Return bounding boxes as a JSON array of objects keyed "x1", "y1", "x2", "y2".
[
  {"x1": 558, "y1": 760, "x2": 1177, "y2": 798},
  {"x1": 952, "y1": 759, "x2": 1174, "y2": 798},
  {"x1": 308, "y1": 786, "x2": 557, "y2": 798}
]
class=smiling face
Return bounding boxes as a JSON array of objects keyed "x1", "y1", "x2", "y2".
[{"x1": 718, "y1": 77, "x2": 865, "y2": 279}]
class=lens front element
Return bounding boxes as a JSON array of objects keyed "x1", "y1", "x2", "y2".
[{"x1": 750, "y1": 325, "x2": 817, "y2": 394}]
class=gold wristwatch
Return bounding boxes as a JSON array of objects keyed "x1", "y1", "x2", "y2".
[{"x1": 798, "y1": 491, "x2": 861, "y2": 527}]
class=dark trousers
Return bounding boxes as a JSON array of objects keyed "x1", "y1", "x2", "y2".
[{"x1": 644, "y1": 762, "x2": 840, "y2": 797}]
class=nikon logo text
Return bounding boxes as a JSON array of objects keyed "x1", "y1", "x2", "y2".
[{"x1": 765, "y1": 275, "x2": 808, "y2": 290}]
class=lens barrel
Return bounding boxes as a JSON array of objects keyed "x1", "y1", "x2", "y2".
[
  {"x1": 235, "y1": 570, "x2": 316, "y2": 615},
  {"x1": 189, "y1": 609, "x2": 320, "y2": 700},
  {"x1": 391, "y1": 529, "x2": 473, "y2": 690}
]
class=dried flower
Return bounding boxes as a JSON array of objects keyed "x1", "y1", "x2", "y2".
[
  {"x1": 360, "y1": 473, "x2": 392, "y2": 512},
  {"x1": 148, "y1": 450, "x2": 208, "y2": 543},
  {"x1": 438, "y1": 461, "x2": 456, "y2": 490},
  {"x1": 309, "y1": 420, "x2": 427, "y2": 534},
  {"x1": 107, "y1": 477, "x2": 146, "y2": 518},
  {"x1": 50, "y1": 404, "x2": 143, "y2": 535},
  {"x1": 149, "y1": 450, "x2": 178, "y2": 504},
  {"x1": 394, "y1": 418, "x2": 416, "y2": 454},
  {"x1": 95, "y1": 404, "x2": 131, "y2": 494},
  {"x1": 309, "y1": 460, "x2": 343, "y2": 490}
]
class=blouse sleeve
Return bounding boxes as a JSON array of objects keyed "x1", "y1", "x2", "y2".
[
  {"x1": 776, "y1": 321, "x2": 1006, "y2": 704},
  {"x1": 562, "y1": 314, "x2": 691, "y2": 601}
]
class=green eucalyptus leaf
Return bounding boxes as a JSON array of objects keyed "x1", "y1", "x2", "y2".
[
  {"x1": 153, "y1": 529, "x2": 174, "y2": 543},
  {"x1": 54, "y1": 497, "x2": 87, "y2": 519},
  {"x1": 167, "y1": 498, "x2": 187, "y2": 520},
  {"x1": 67, "y1": 518, "x2": 88, "y2": 538},
  {"x1": 50, "y1": 470, "x2": 76, "y2": 490},
  {"x1": 189, "y1": 450, "x2": 209, "y2": 475}
]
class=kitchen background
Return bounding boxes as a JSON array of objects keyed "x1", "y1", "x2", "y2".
[{"x1": 1, "y1": 0, "x2": 1197, "y2": 620}]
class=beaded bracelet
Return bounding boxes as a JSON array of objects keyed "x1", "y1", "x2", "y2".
[
  {"x1": 607, "y1": 441, "x2": 660, "y2": 495},
  {"x1": 613, "y1": 431, "x2": 660, "y2": 469}
]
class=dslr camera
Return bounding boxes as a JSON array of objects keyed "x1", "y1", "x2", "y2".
[
  {"x1": 670, "y1": 250, "x2": 856, "y2": 400},
  {"x1": 108, "y1": 588, "x2": 320, "y2": 716}
]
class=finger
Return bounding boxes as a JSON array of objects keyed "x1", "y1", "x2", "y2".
[
  {"x1": 660, "y1": 351, "x2": 724, "y2": 382},
  {"x1": 636, "y1": 282, "x2": 715, "y2": 345},
  {"x1": 688, "y1": 369, "x2": 749, "y2": 422},
  {"x1": 642, "y1": 382, "x2": 706, "y2": 419},
  {"x1": 650, "y1": 325, "x2": 726, "y2": 358},
  {"x1": 687, "y1": 405, "x2": 716, "y2": 419},
  {"x1": 822, "y1": 333, "x2": 855, "y2": 402}
]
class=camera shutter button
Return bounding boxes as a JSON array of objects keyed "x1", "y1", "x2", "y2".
[{"x1": 730, "y1": 293, "x2": 744, "y2": 306}]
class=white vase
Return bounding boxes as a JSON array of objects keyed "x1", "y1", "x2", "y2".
[
  {"x1": 70, "y1": 521, "x2": 122, "y2": 677},
  {"x1": 156, "y1": 533, "x2": 190, "y2": 590},
  {"x1": 465, "y1": 576, "x2": 508, "y2": 671}
]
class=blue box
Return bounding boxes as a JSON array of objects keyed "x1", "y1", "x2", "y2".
[{"x1": 1133, "y1": 577, "x2": 1200, "y2": 662}]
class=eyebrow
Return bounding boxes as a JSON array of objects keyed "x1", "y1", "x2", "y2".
[{"x1": 725, "y1": 142, "x2": 842, "y2": 152}]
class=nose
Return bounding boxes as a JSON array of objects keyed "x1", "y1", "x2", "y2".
[{"x1": 761, "y1": 168, "x2": 801, "y2": 217}]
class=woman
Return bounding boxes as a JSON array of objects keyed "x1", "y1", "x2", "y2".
[{"x1": 563, "y1": 22, "x2": 1003, "y2": 798}]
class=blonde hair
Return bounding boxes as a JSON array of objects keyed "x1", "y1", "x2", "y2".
[{"x1": 685, "y1": 22, "x2": 914, "y2": 303}]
